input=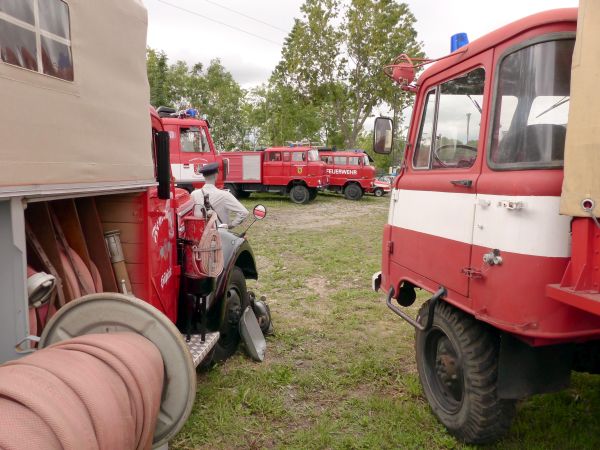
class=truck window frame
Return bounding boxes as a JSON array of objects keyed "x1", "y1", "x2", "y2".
[
  {"x1": 486, "y1": 32, "x2": 576, "y2": 172},
  {"x1": 412, "y1": 67, "x2": 485, "y2": 171},
  {"x1": 0, "y1": 0, "x2": 73, "y2": 81}
]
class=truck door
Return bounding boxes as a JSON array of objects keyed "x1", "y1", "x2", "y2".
[
  {"x1": 263, "y1": 150, "x2": 284, "y2": 185},
  {"x1": 390, "y1": 55, "x2": 490, "y2": 298},
  {"x1": 177, "y1": 126, "x2": 215, "y2": 184},
  {"x1": 332, "y1": 155, "x2": 347, "y2": 186},
  {"x1": 470, "y1": 36, "x2": 574, "y2": 319},
  {"x1": 290, "y1": 151, "x2": 308, "y2": 181}
]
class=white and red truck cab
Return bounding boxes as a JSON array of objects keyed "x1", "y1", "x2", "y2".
[
  {"x1": 156, "y1": 106, "x2": 226, "y2": 191},
  {"x1": 319, "y1": 150, "x2": 376, "y2": 200},
  {"x1": 372, "y1": 6, "x2": 600, "y2": 444},
  {"x1": 224, "y1": 146, "x2": 328, "y2": 204}
]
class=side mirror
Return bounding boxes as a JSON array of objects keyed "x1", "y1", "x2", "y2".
[
  {"x1": 373, "y1": 117, "x2": 393, "y2": 154},
  {"x1": 156, "y1": 131, "x2": 171, "y2": 200},
  {"x1": 253, "y1": 204, "x2": 267, "y2": 220}
]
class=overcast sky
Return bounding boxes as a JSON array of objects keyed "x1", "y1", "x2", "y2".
[{"x1": 145, "y1": 0, "x2": 578, "y2": 90}]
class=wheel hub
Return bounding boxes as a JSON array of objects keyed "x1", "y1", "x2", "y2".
[{"x1": 425, "y1": 331, "x2": 464, "y2": 413}]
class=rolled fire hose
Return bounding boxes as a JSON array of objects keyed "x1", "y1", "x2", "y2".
[{"x1": 0, "y1": 332, "x2": 163, "y2": 450}]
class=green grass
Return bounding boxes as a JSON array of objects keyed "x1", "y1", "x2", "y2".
[{"x1": 172, "y1": 192, "x2": 600, "y2": 450}]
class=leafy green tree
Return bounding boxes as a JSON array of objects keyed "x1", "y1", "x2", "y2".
[
  {"x1": 272, "y1": 0, "x2": 422, "y2": 148},
  {"x1": 146, "y1": 48, "x2": 170, "y2": 107}
]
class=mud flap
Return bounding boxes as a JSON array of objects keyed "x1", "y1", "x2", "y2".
[
  {"x1": 239, "y1": 306, "x2": 266, "y2": 361},
  {"x1": 497, "y1": 333, "x2": 573, "y2": 399}
]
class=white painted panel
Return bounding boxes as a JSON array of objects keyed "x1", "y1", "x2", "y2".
[
  {"x1": 243, "y1": 155, "x2": 262, "y2": 181},
  {"x1": 473, "y1": 194, "x2": 571, "y2": 258},
  {"x1": 388, "y1": 189, "x2": 477, "y2": 244}
]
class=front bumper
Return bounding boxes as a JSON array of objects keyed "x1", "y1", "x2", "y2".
[{"x1": 372, "y1": 271, "x2": 382, "y2": 292}]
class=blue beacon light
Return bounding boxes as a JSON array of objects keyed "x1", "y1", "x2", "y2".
[{"x1": 450, "y1": 33, "x2": 469, "y2": 52}]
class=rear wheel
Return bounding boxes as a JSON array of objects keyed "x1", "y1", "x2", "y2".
[
  {"x1": 225, "y1": 183, "x2": 240, "y2": 198},
  {"x1": 373, "y1": 188, "x2": 384, "y2": 197},
  {"x1": 308, "y1": 188, "x2": 318, "y2": 201},
  {"x1": 344, "y1": 183, "x2": 363, "y2": 201},
  {"x1": 415, "y1": 301, "x2": 515, "y2": 444},
  {"x1": 213, "y1": 267, "x2": 249, "y2": 362},
  {"x1": 289, "y1": 185, "x2": 310, "y2": 204},
  {"x1": 238, "y1": 190, "x2": 251, "y2": 199}
]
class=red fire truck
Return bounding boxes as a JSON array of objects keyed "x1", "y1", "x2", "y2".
[
  {"x1": 156, "y1": 106, "x2": 226, "y2": 191},
  {"x1": 0, "y1": 1, "x2": 268, "y2": 447},
  {"x1": 223, "y1": 146, "x2": 328, "y2": 204},
  {"x1": 319, "y1": 150, "x2": 376, "y2": 200},
  {"x1": 372, "y1": 5, "x2": 600, "y2": 444}
]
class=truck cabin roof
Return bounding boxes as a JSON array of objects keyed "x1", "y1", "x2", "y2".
[
  {"x1": 266, "y1": 146, "x2": 316, "y2": 152},
  {"x1": 417, "y1": 8, "x2": 577, "y2": 88}
]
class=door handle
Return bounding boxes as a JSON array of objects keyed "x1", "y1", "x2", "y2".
[{"x1": 450, "y1": 179, "x2": 472, "y2": 187}]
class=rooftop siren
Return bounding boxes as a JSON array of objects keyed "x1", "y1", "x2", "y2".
[{"x1": 451, "y1": 33, "x2": 469, "y2": 52}]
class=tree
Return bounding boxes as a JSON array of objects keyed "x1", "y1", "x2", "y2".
[
  {"x1": 272, "y1": 0, "x2": 422, "y2": 148},
  {"x1": 146, "y1": 48, "x2": 170, "y2": 107}
]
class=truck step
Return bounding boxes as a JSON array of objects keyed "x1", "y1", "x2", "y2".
[{"x1": 183, "y1": 332, "x2": 220, "y2": 367}]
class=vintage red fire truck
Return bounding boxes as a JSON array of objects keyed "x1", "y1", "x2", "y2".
[
  {"x1": 319, "y1": 150, "x2": 377, "y2": 200},
  {"x1": 0, "y1": 0, "x2": 269, "y2": 447},
  {"x1": 373, "y1": 4, "x2": 600, "y2": 444},
  {"x1": 156, "y1": 106, "x2": 226, "y2": 191},
  {"x1": 223, "y1": 146, "x2": 328, "y2": 204}
]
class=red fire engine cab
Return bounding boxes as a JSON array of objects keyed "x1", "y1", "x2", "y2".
[
  {"x1": 156, "y1": 106, "x2": 225, "y2": 191},
  {"x1": 319, "y1": 150, "x2": 376, "y2": 200},
  {"x1": 224, "y1": 146, "x2": 328, "y2": 204},
  {"x1": 372, "y1": 6, "x2": 600, "y2": 444}
]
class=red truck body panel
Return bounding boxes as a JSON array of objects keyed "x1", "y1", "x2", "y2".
[{"x1": 320, "y1": 151, "x2": 376, "y2": 193}]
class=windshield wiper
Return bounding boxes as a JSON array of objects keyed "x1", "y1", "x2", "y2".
[
  {"x1": 536, "y1": 96, "x2": 570, "y2": 119},
  {"x1": 467, "y1": 94, "x2": 482, "y2": 114}
]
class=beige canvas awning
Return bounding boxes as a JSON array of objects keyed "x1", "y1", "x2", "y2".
[
  {"x1": 560, "y1": 0, "x2": 600, "y2": 217},
  {"x1": 0, "y1": 0, "x2": 154, "y2": 195}
]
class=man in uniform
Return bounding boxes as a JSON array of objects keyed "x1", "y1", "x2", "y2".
[{"x1": 191, "y1": 162, "x2": 248, "y2": 228}]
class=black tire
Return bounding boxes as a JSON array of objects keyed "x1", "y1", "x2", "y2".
[
  {"x1": 344, "y1": 183, "x2": 363, "y2": 201},
  {"x1": 238, "y1": 190, "x2": 251, "y2": 199},
  {"x1": 308, "y1": 188, "x2": 318, "y2": 201},
  {"x1": 225, "y1": 183, "x2": 240, "y2": 198},
  {"x1": 415, "y1": 301, "x2": 515, "y2": 444},
  {"x1": 289, "y1": 185, "x2": 310, "y2": 204},
  {"x1": 374, "y1": 188, "x2": 384, "y2": 197},
  {"x1": 178, "y1": 183, "x2": 194, "y2": 194},
  {"x1": 213, "y1": 267, "x2": 249, "y2": 362}
]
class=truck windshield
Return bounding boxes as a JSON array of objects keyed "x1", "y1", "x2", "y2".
[
  {"x1": 363, "y1": 155, "x2": 370, "y2": 166},
  {"x1": 489, "y1": 38, "x2": 575, "y2": 169},
  {"x1": 308, "y1": 150, "x2": 320, "y2": 161},
  {"x1": 180, "y1": 127, "x2": 211, "y2": 153}
]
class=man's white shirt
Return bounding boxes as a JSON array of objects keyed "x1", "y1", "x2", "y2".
[{"x1": 191, "y1": 184, "x2": 249, "y2": 227}]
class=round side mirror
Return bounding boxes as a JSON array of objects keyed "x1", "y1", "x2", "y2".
[{"x1": 253, "y1": 204, "x2": 267, "y2": 220}]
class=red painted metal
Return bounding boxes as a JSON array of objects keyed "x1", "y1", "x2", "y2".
[{"x1": 319, "y1": 151, "x2": 375, "y2": 192}]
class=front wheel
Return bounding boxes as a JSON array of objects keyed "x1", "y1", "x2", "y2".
[
  {"x1": 213, "y1": 267, "x2": 249, "y2": 362},
  {"x1": 344, "y1": 183, "x2": 363, "y2": 200},
  {"x1": 415, "y1": 301, "x2": 515, "y2": 444},
  {"x1": 373, "y1": 188, "x2": 384, "y2": 197},
  {"x1": 289, "y1": 185, "x2": 310, "y2": 204},
  {"x1": 308, "y1": 188, "x2": 318, "y2": 201}
]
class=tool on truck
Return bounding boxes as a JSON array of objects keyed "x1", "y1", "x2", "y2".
[
  {"x1": 156, "y1": 106, "x2": 226, "y2": 192},
  {"x1": 372, "y1": 4, "x2": 600, "y2": 444},
  {"x1": 223, "y1": 146, "x2": 328, "y2": 204},
  {"x1": 0, "y1": 0, "x2": 270, "y2": 448},
  {"x1": 319, "y1": 149, "x2": 377, "y2": 200}
]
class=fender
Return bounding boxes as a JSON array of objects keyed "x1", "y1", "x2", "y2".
[{"x1": 214, "y1": 229, "x2": 258, "y2": 302}]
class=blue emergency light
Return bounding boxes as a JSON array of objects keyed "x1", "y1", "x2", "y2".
[
  {"x1": 450, "y1": 33, "x2": 469, "y2": 52},
  {"x1": 186, "y1": 108, "x2": 198, "y2": 118}
]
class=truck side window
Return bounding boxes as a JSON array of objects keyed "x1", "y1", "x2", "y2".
[
  {"x1": 490, "y1": 39, "x2": 575, "y2": 169},
  {"x1": 268, "y1": 152, "x2": 282, "y2": 161},
  {"x1": 292, "y1": 152, "x2": 305, "y2": 162},
  {"x1": 348, "y1": 156, "x2": 360, "y2": 166},
  {"x1": 283, "y1": 152, "x2": 290, "y2": 162},
  {"x1": 413, "y1": 68, "x2": 485, "y2": 169},
  {"x1": 413, "y1": 90, "x2": 436, "y2": 168},
  {"x1": 0, "y1": 0, "x2": 73, "y2": 81},
  {"x1": 180, "y1": 127, "x2": 209, "y2": 153},
  {"x1": 334, "y1": 156, "x2": 346, "y2": 165}
]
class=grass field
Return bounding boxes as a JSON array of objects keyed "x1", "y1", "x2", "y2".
[{"x1": 172, "y1": 192, "x2": 600, "y2": 450}]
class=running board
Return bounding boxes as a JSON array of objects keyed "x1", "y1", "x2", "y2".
[{"x1": 184, "y1": 332, "x2": 220, "y2": 367}]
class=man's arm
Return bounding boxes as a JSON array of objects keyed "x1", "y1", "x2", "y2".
[{"x1": 223, "y1": 192, "x2": 249, "y2": 227}]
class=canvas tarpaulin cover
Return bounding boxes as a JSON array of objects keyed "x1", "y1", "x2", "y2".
[
  {"x1": 0, "y1": 0, "x2": 154, "y2": 193},
  {"x1": 560, "y1": 0, "x2": 600, "y2": 217}
]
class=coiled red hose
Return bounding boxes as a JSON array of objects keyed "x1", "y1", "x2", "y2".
[{"x1": 0, "y1": 333, "x2": 164, "y2": 450}]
